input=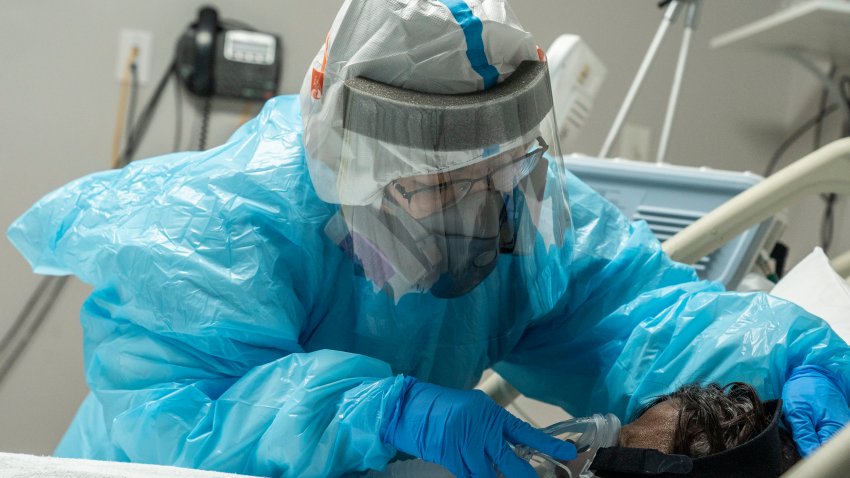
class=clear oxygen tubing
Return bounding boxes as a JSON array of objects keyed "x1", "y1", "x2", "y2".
[
  {"x1": 598, "y1": 1, "x2": 683, "y2": 158},
  {"x1": 656, "y1": 0, "x2": 701, "y2": 165}
]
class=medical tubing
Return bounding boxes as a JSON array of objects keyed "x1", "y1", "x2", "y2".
[
  {"x1": 656, "y1": 0, "x2": 699, "y2": 165},
  {"x1": 599, "y1": 0, "x2": 682, "y2": 158}
]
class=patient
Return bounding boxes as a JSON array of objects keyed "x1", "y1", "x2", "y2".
[
  {"x1": 370, "y1": 382, "x2": 801, "y2": 477},
  {"x1": 591, "y1": 382, "x2": 801, "y2": 477}
]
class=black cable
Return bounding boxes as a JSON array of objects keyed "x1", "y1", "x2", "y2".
[
  {"x1": 0, "y1": 276, "x2": 69, "y2": 386},
  {"x1": 821, "y1": 193, "x2": 837, "y2": 254},
  {"x1": 764, "y1": 103, "x2": 840, "y2": 176},
  {"x1": 770, "y1": 242, "x2": 789, "y2": 278},
  {"x1": 839, "y1": 76, "x2": 850, "y2": 138},
  {"x1": 0, "y1": 276, "x2": 53, "y2": 358},
  {"x1": 813, "y1": 65, "x2": 836, "y2": 151},
  {"x1": 766, "y1": 69, "x2": 846, "y2": 253},
  {"x1": 198, "y1": 95, "x2": 212, "y2": 150},
  {"x1": 121, "y1": 59, "x2": 177, "y2": 166},
  {"x1": 173, "y1": 67, "x2": 183, "y2": 152},
  {"x1": 818, "y1": 74, "x2": 850, "y2": 252}
]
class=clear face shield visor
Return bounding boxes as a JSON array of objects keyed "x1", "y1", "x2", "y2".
[{"x1": 325, "y1": 61, "x2": 572, "y2": 300}]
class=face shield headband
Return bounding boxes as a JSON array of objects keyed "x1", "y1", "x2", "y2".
[
  {"x1": 338, "y1": 60, "x2": 556, "y2": 206},
  {"x1": 590, "y1": 400, "x2": 786, "y2": 478}
]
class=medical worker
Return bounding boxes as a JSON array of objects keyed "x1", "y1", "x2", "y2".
[{"x1": 7, "y1": 1, "x2": 850, "y2": 477}]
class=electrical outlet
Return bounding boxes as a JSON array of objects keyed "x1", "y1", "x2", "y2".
[
  {"x1": 115, "y1": 29, "x2": 153, "y2": 85},
  {"x1": 619, "y1": 123, "x2": 652, "y2": 162}
]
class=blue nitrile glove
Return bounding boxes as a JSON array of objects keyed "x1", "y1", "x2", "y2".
[
  {"x1": 381, "y1": 377, "x2": 577, "y2": 478},
  {"x1": 782, "y1": 365, "x2": 850, "y2": 456}
]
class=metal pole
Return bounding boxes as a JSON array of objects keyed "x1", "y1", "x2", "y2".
[
  {"x1": 656, "y1": 0, "x2": 700, "y2": 165},
  {"x1": 599, "y1": 1, "x2": 683, "y2": 158}
]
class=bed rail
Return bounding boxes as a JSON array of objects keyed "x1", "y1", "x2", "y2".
[{"x1": 663, "y1": 137, "x2": 850, "y2": 264}]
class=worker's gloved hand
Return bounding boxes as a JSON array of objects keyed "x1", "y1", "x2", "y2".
[
  {"x1": 782, "y1": 365, "x2": 850, "y2": 456},
  {"x1": 382, "y1": 377, "x2": 576, "y2": 478}
]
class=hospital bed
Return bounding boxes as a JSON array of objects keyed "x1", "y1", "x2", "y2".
[{"x1": 480, "y1": 136, "x2": 850, "y2": 477}]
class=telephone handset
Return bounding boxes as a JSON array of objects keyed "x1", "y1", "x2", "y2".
[{"x1": 176, "y1": 6, "x2": 282, "y2": 101}]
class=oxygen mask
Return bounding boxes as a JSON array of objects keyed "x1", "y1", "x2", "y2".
[{"x1": 513, "y1": 413, "x2": 621, "y2": 478}]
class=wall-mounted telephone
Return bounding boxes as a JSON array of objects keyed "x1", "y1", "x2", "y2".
[{"x1": 176, "y1": 6, "x2": 282, "y2": 101}]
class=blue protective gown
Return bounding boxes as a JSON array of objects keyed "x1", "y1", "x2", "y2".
[{"x1": 8, "y1": 95, "x2": 850, "y2": 477}]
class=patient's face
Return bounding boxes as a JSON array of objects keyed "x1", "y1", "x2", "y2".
[{"x1": 616, "y1": 400, "x2": 680, "y2": 453}]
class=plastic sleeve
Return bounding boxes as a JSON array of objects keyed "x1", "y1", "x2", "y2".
[{"x1": 83, "y1": 293, "x2": 405, "y2": 476}]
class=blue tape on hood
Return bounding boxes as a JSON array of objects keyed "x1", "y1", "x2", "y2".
[{"x1": 439, "y1": 0, "x2": 500, "y2": 89}]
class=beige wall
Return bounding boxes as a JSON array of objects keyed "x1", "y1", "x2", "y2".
[{"x1": 1, "y1": 0, "x2": 846, "y2": 454}]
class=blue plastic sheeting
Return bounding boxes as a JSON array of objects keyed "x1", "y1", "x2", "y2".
[{"x1": 8, "y1": 95, "x2": 850, "y2": 477}]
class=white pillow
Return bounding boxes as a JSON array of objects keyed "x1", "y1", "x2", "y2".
[{"x1": 770, "y1": 247, "x2": 850, "y2": 343}]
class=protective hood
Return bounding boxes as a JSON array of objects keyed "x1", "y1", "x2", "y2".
[{"x1": 299, "y1": 0, "x2": 540, "y2": 204}]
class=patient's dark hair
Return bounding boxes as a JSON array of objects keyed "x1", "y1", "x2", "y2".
[{"x1": 649, "y1": 382, "x2": 800, "y2": 472}]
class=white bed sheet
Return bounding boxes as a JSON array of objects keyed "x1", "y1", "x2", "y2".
[
  {"x1": 770, "y1": 247, "x2": 850, "y2": 343},
  {"x1": 0, "y1": 452, "x2": 259, "y2": 478}
]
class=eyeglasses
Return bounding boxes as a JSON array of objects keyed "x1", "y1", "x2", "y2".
[{"x1": 391, "y1": 137, "x2": 548, "y2": 216}]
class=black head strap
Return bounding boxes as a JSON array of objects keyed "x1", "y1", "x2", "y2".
[
  {"x1": 592, "y1": 447, "x2": 693, "y2": 475},
  {"x1": 591, "y1": 400, "x2": 784, "y2": 478}
]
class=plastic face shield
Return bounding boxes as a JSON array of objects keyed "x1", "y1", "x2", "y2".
[
  {"x1": 325, "y1": 61, "x2": 572, "y2": 301},
  {"x1": 514, "y1": 414, "x2": 621, "y2": 478}
]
